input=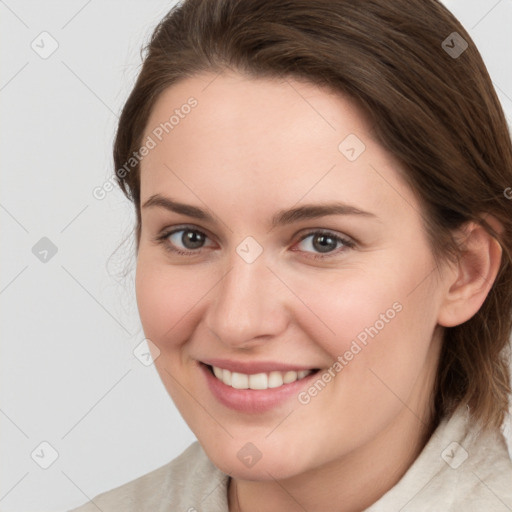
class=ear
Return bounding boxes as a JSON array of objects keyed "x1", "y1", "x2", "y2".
[{"x1": 437, "y1": 217, "x2": 503, "y2": 328}]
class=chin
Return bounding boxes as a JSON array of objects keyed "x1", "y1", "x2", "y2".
[{"x1": 199, "y1": 435, "x2": 317, "y2": 481}]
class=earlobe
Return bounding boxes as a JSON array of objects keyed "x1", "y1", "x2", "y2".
[{"x1": 437, "y1": 219, "x2": 503, "y2": 328}]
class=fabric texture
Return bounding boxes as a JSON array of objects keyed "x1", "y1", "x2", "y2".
[{"x1": 68, "y1": 406, "x2": 512, "y2": 511}]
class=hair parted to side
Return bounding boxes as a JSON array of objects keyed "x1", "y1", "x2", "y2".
[{"x1": 113, "y1": 0, "x2": 512, "y2": 431}]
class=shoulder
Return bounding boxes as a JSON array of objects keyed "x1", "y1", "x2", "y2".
[
  {"x1": 451, "y1": 420, "x2": 512, "y2": 511},
  {"x1": 366, "y1": 407, "x2": 512, "y2": 511},
  {"x1": 67, "y1": 441, "x2": 229, "y2": 512}
]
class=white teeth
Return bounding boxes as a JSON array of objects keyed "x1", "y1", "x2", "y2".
[
  {"x1": 211, "y1": 366, "x2": 313, "y2": 390},
  {"x1": 248, "y1": 373, "x2": 268, "y2": 390},
  {"x1": 283, "y1": 371, "x2": 298, "y2": 384},
  {"x1": 222, "y1": 368, "x2": 232, "y2": 386},
  {"x1": 231, "y1": 372, "x2": 249, "y2": 389},
  {"x1": 268, "y1": 371, "x2": 284, "y2": 388}
]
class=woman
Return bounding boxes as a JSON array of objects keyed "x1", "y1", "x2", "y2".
[{"x1": 71, "y1": 0, "x2": 512, "y2": 510}]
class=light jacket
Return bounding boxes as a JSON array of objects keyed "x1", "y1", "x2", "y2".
[{"x1": 69, "y1": 406, "x2": 512, "y2": 511}]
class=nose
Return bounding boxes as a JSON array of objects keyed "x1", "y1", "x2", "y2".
[{"x1": 204, "y1": 251, "x2": 289, "y2": 349}]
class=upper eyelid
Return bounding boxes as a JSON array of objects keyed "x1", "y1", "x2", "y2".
[
  {"x1": 160, "y1": 224, "x2": 216, "y2": 240},
  {"x1": 159, "y1": 224, "x2": 348, "y2": 238},
  {"x1": 297, "y1": 229, "x2": 352, "y2": 242}
]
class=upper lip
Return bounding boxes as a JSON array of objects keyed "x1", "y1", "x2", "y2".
[{"x1": 201, "y1": 358, "x2": 319, "y2": 374}]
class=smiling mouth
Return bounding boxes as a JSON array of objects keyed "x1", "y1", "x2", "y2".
[{"x1": 204, "y1": 364, "x2": 320, "y2": 390}]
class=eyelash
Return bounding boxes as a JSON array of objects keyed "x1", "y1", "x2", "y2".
[{"x1": 155, "y1": 225, "x2": 356, "y2": 260}]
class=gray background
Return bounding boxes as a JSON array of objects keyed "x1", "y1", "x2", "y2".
[{"x1": 1, "y1": 1, "x2": 511, "y2": 511}]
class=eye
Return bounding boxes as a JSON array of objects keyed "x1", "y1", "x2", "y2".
[
  {"x1": 156, "y1": 226, "x2": 355, "y2": 259},
  {"x1": 293, "y1": 230, "x2": 355, "y2": 259},
  {"x1": 157, "y1": 226, "x2": 215, "y2": 255}
]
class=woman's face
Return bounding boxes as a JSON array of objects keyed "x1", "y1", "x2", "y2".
[{"x1": 136, "y1": 71, "x2": 450, "y2": 479}]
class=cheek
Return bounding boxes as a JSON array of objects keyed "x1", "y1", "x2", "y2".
[
  {"x1": 287, "y1": 267, "x2": 405, "y2": 359},
  {"x1": 289, "y1": 250, "x2": 439, "y2": 386},
  {"x1": 135, "y1": 254, "x2": 207, "y2": 347}
]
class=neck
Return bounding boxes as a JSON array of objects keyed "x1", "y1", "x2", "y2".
[{"x1": 228, "y1": 398, "x2": 438, "y2": 512}]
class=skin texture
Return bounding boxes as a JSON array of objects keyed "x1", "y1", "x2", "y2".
[{"x1": 135, "y1": 71, "x2": 502, "y2": 512}]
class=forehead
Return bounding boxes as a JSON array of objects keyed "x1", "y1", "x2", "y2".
[{"x1": 139, "y1": 71, "x2": 418, "y2": 222}]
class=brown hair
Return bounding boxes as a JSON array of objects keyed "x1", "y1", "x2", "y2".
[{"x1": 113, "y1": 0, "x2": 512, "y2": 430}]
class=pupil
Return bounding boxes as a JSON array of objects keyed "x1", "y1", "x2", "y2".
[
  {"x1": 313, "y1": 234, "x2": 337, "y2": 253},
  {"x1": 183, "y1": 230, "x2": 204, "y2": 249}
]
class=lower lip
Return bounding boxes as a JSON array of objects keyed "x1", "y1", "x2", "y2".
[{"x1": 199, "y1": 363, "x2": 319, "y2": 413}]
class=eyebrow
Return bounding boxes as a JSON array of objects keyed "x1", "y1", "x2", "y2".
[{"x1": 142, "y1": 194, "x2": 378, "y2": 228}]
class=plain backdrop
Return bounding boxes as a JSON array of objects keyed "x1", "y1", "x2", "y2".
[{"x1": 1, "y1": 1, "x2": 511, "y2": 511}]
